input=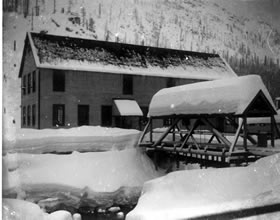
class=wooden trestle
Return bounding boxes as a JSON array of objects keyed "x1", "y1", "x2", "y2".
[{"x1": 138, "y1": 115, "x2": 280, "y2": 167}]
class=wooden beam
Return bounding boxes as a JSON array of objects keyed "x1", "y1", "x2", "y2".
[
  {"x1": 179, "y1": 119, "x2": 200, "y2": 150},
  {"x1": 226, "y1": 116, "x2": 257, "y2": 145},
  {"x1": 201, "y1": 118, "x2": 231, "y2": 147},
  {"x1": 138, "y1": 118, "x2": 151, "y2": 145},
  {"x1": 229, "y1": 118, "x2": 244, "y2": 155},
  {"x1": 152, "y1": 117, "x2": 181, "y2": 148},
  {"x1": 243, "y1": 116, "x2": 248, "y2": 150},
  {"x1": 271, "y1": 115, "x2": 275, "y2": 147}
]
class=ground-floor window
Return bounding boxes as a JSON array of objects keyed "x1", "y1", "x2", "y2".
[
  {"x1": 27, "y1": 105, "x2": 31, "y2": 126},
  {"x1": 32, "y1": 104, "x2": 36, "y2": 126},
  {"x1": 101, "y1": 105, "x2": 112, "y2": 127},
  {"x1": 53, "y1": 104, "x2": 65, "y2": 127},
  {"x1": 78, "y1": 105, "x2": 89, "y2": 126},
  {"x1": 22, "y1": 106, "x2": 26, "y2": 126}
]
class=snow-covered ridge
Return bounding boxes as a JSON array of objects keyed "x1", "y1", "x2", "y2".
[{"x1": 3, "y1": 126, "x2": 141, "y2": 154}]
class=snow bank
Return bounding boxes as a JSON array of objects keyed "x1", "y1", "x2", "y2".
[
  {"x1": 148, "y1": 75, "x2": 276, "y2": 117},
  {"x1": 127, "y1": 153, "x2": 280, "y2": 220},
  {"x1": 3, "y1": 148, "x2": 160, "y2": 210},
  {"x1": 2, "y1": 198, "x2": 80, "y2": 220},
  {"x1": 3, "y1": 126, "x2": 141, "y2": 154}
]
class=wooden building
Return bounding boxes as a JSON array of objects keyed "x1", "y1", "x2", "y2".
[{"x1": 19, "y1": 32, "x2": 236, "y2": 129}]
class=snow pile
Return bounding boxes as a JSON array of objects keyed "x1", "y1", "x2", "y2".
[
  {"x1": 3, "y1": 148, "x2": 161, "y2": 210},
  {"x1": 3, "y1": 126, "x2": 141, "y2": 154},
  {"x1": 127, "y1": 153, "x2": 280, "y2": 220},
  {"x1": 2, "y1": 198, "x2": 81, "y2": 220},
  {"x1": 148, "y1": 75, "x2": 276, "y2": 117}
]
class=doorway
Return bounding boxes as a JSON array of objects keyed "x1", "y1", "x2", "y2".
[{"x1": 78, "y1": 105, "x2": 89, "y2": 126}]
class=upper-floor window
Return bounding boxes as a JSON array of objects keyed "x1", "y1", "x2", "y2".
[
  {"x1": 53, "y1": 70, "x2": 65, "y2": 92},
  {"x1": 123, "y1": 75, "x2": 133, "y2": 95},
  {"x1": 53, "y1": 104, "x2": 65, "y2": 126},
  {"x1": 23, "y1": 75, "x2": 26, "y2": 95},
  {"x1": 27, "y1": 73, "x2": 31, "y2": 94},
  {"x1": 166, "y1": 78, "x2": 176, "y2": 88},
  {"x1": 32, "y1": 71, "x2": 36, "y2": 93}
]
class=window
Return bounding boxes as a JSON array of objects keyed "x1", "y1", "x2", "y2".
[
  {"x1": 53, "y1": 104, "x2": 65, "y2": 126},
  {"x1": 53, "y1": 70, "x2": 65, "y2": 92},
  {"x1": 27, "y1": 73, "x2": 31, "y2": 94},
  {"x1": 27, "y1": 105, "x2": 31, "y2": 126},
  {"x1": 123, "y1": 75, "x2": 133, "y2": 95},
  {"x1": 23, "y1": 75, "x2": 26, "y2": 95},
  {"x1": 22, "y1": 106, "x2": 26, "y2": 126},
  {"x1": 78, "y1": 105, "x2": 89, "y2": 126},
  {"x1": 166, "y1": 78, "x2": 176, "y2": 88},
  {"x1": 101, "y1": 105, "x2": 112, "y2": 126},
  {"x1": 32, "y1": 71, "x2": 36, "y2": 92},
  {"x1": 32, "y1": 104, "x2": 36, "y2": 126},
  {"x1": 163, "y1": 118, "x2": 172, "y2": 126}
]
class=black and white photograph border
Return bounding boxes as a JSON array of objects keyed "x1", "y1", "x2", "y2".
[{"x1": 2, "y1": 0, "x2": 280, "y2": 219}]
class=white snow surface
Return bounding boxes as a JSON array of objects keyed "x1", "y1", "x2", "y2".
[
  {"x1": 3, "y1": 148, "x2": 160, "y2": 193},
  {"x1": 148, "y1": 75, "x2": 276, "y2": 117},
  {"x1": 127, "y1": 153, "x2": 280, "y2": 220},
  {"x1": 2, "y1": 198, "x2": 79, "y2": 220},
  {"x1": 3, "y1": 126, "x2": 141, "y2": 154}
]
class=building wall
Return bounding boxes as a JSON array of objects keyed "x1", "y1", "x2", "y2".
[
  {"x1": 20, "y1": 45, "x2": 39, "y2": 129},
  {"x1": 39, "y1": 69, "x2": 199, "y2": 129}
]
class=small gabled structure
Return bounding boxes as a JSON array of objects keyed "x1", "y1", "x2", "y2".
[{"x1": 139, "y1": 75, "x2": 280, "y2": 166}]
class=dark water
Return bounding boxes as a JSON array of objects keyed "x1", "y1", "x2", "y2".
[{"x1": 80, "y1": 206, "x2": 135, "y2": 220}]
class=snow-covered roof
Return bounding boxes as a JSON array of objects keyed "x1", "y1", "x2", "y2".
[
  {"x1": 148, "y1": 75, "x2": 277, "y2": 117},
  {"x1": 19, "y1": 32, "x2": 237, "y2": 80}
]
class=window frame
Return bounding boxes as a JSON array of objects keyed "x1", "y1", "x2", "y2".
[
  {"x1": 32, "y1": 104, "x2": 36, "y2": 126},
  {"x1": 23, "y1": 75, "x2": 26, "y2": 95},
  {"x1": 53, "y1": 70, "x2": 65, "y2": 92},
  {"x1": 27, "y1": 105, "x2": 31, "y2": 126},
  {"x1": 22, "y1": 106, "x2": 26, "y2": 126},
  {"x1": 53, "y1": 104, "x2": 65, "y2": 127},
  {"x1": 32, "y1": 71, "x2": 36, "y2": 93},
  {"x1": 27, "y1": 73, "x2": 31, "y2": 94},
  {"x1": 123, "y1": 75, "x2": 133, "y2": 95}
]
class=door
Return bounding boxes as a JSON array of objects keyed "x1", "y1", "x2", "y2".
[
  {"x1": 78, "y1": 105, "x2": 89, "y2": 126},
  {"x1": 101, "y1": 105, "x2": 112, "y2": 126}
]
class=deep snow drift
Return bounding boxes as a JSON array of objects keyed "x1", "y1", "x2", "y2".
[
  {"x1": 127, "y1": 153, "x2": 280, "y2": 220},
  {"x1": 3, "y1": 148, "x2": 161, "y2": 211},
  {"x1": 2, "y1": 198, "x2": 81, "y2": 220},
  {"x1": 3, "y1": 126, "x2": 141, "y2": 154}
]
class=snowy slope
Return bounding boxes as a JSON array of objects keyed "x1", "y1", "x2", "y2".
[
  {"x1": 127, "y1": 153, "x2": 280, "y2": 220},
  {"x1": 3, "y1": 0, "x2": 280, "y2": 138}
]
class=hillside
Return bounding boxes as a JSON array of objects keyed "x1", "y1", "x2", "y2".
[{"x1": 3, "y1": 0, "x2": 280, "y2": 134}]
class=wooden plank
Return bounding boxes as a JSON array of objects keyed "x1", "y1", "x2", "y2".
[
  {"x1": 271, "y1": 115, "x2": 275, "y2": 147},
  {"x1": 138, "y1": 118, "x2": 151, "y2": 145},
  {"x1": 229, "y1": 118, "x2": 244, "y2": 155},
  {"x1": 201, "y1": 118, "x2": 231, "y2": 147},
  {"x1": 179, "y1": 119, "x2": 200, "y2": 150},
  {"x1": 152, "y1": 117, "x2": 181, "y2": 148},
  {"x1": 243, "y1": 116, "x2": 248, "y2": 150}
]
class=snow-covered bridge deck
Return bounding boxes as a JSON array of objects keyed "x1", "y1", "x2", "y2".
[{"x1": 139, "y1": 75, "x2": 280, "y2": 166}]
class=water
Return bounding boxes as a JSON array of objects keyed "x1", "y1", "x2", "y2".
[{"x1": 80, "y1": 206, "x2": 135, "y2": 220}]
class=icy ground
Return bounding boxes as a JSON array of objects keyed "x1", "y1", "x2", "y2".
[{"x1": 127, "y1": 153, "x2": 280, "y2": 220}]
